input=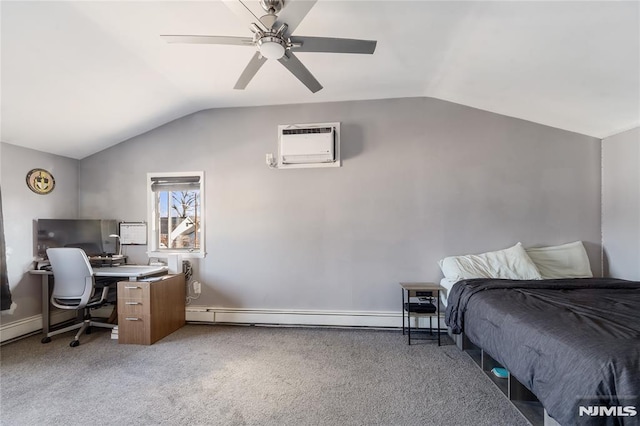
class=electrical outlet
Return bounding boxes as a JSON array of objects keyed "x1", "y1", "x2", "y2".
[{"x1": 193, "y1": 281, "x2": 201, "y2": 294}]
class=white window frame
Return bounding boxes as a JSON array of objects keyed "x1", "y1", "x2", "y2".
[{"x1": 147, "y1": 171, "x2": 205, "y2": 259}]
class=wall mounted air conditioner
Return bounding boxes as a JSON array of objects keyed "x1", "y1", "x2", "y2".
[{"x1": 272, "y1": 122, "x2": 341, "y2": 169}]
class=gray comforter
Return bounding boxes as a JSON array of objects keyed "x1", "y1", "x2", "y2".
[{"x1": 445, "y1": 278, "x2": 640, "y2": 426}]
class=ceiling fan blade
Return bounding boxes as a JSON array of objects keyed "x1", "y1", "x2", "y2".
[
  {"x1": 234, "y1": 51, "x2": 268, "y2": 90},
  {"x1": 291, "y1": 36, "x2": 378, "y2": 54},
  {"x1": 273, "y1": 0, "x2": 317, "y2": 35},
  {"x1": 290, "y1": 36, "x2": 377, "y2": 54},
  {"x1": 222, "y1": 0, "x2": 269, "y2": 32},
  {"x1": 161, "y1": 35, "x2": 254, "y2": 46},
  {"x1": 278, "y1": 51, "x2": 322, "y2": 93}
]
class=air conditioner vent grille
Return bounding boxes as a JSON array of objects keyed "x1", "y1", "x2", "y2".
[
  {"x1": 274, "y1": 122, "x2": 340, "y2": 169},
  {"x1": 282, "y1": 127, "x2": 332, "y2": 135}
]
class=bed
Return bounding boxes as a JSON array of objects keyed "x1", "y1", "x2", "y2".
[
  {"x1": 446, "y1": 277, "x2": 640, "y2": 425},
  {"x1": 440, "y1": 242, "x2": 640, "y2": 426}
]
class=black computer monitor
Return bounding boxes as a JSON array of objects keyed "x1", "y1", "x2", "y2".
[{"x1": 36, "y1": 219, "x2": 118, "y2": 258}]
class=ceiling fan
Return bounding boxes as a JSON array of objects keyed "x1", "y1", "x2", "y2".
[{"x1": 161, "y1": 0, "x2": 377, "y2": 93}]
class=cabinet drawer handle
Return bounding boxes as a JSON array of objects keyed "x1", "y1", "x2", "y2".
[
  {"x1": 125, "y1": 317, "x2": 140, "y2": 321},
  {"x1": 124, "y1": 286, "x2": 140, "y2": 289},
  {"x1": 125, "y1": 302, "x2": 141, "y2": 305}
]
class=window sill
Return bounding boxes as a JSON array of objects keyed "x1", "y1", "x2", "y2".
[{"x1": 147, "y1": 251, "x2": 206, "y2": 259}]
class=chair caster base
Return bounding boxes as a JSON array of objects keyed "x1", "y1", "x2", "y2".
[
  {"x1": 70, "y1": 340, "x2": 80, "y2": 347},
  {"x1": 41, "y1": 337, "x2": 51, "y2": 344}
]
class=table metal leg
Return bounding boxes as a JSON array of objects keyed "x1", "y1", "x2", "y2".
[
  {"x1": 401, "y1": 288, "x2": 406, "y2": 335},
  {"x1": 437, "y1": 290, "x2": 441, "y2": 346},
  {"x1": 407, "y1": 290, "x2": 412, "y2": 345},
  {"x1": 41, "y1": 275, "x2": 50, "y2": 335}
]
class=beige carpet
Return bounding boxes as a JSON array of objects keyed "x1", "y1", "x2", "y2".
[{"x1": 0, "y1": 324, "x2": 528, "y2": 425}]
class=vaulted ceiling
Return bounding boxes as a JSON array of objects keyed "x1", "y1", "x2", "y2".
[{"x1": 1, "y1": 1, "x2": 639, "y2": 159}]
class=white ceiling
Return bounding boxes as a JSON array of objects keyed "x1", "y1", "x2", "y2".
[{"x1": 1, "y1": 1, "x2": 639, "y2": 160}]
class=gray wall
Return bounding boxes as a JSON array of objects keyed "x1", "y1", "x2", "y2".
[
  {"x1": 0, "y1": 142, "x2": 79, "y2": 324},
  {"x1": 602, "y1": 127, "x2": 640, "y2": 280},
  {"x1": 79, "y1": 97, "x2": 602, "y2": 312}
]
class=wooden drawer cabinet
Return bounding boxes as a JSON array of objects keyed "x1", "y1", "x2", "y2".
[{"x1": 117, "y1": 274, "x2": 185, "y2": 345}]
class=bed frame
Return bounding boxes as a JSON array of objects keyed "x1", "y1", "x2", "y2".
[{"x1": 448, "y1": 329, "x2": 561, "y2": 426}]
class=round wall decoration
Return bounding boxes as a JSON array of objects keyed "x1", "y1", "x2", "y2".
[{"x1": 26, "y1": 168, "x2": 55, "y2": 195}]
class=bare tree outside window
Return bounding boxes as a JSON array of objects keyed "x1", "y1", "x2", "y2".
[{"x1": 166, "y1": 191, "x2": 199, "y2": 249}]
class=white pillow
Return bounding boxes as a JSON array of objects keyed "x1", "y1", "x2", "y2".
[
  {"x1": 525, "y1": 241, "x2": 593, "y2": 279},
  {"x1": 438, "y1": 243, "x2": 542, "y2": 281}
]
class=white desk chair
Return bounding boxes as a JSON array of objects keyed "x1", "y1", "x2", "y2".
[{"x1": 45, "y1": 248, "x2": 115, "y2": 347}]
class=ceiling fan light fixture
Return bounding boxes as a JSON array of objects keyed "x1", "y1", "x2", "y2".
[{"x1": 258, "y1": 36, "x2": 286, "y2": 60}]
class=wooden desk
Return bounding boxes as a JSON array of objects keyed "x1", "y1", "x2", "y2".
[
  {"x1": 117, "y1": 274, "x2": 185, "y2": 345},
  {"x1": 30, "y1": 265, "x2": 168, "y2": 338}
]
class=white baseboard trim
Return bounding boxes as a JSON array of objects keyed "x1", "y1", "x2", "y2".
[
  {"x1": 0, "y1": 310, "x2": 76, "y2": 343},
  {"x1": 3, "y1": 306, "x2": 446, "y2": 343},
  {"x1": 186, "y1": 306, "x2": 447, "y2": 329}
]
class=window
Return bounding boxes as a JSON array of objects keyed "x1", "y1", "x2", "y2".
[{"x1": 147, "y1": 171, "x2": 205, "y2": 258}]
